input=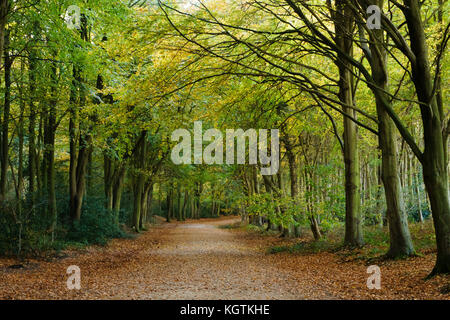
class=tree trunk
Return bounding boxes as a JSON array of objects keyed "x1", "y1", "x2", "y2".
[
  {"x1": 69, "y1": 15, "x2": 92, "y2": 222},
  {"x1": 415, "y1": 170, "x2": 423, "y2": 223},
  {"x1": 0, "y1": 1, "x2": 8, "y2": 68},
  {"x1": 182, "y1": 191, "x2": 188, "y2": 220},
  {"x1": 403, "y1": 0, "x2": 449, "y2": 274},
  {"x1": 27, "y1": 31, "x2": 38, "y2": 207},
  {"x1": 309, "y1": 216, "x2": 321, "y2": 241},
  {"x1": 104, "y1": 155, "x2": 114, "y2": 210},
  {"x1": 139, "y1": 181, "x2": 152, "y2": 230},
  {"x1": 356, "y1": 0, "x2": 415, "y2": 256},
  {"x1": 177, "y1": 184, "x2": 182, "y2": 221},
  {"x1": 0, "y1": 29, "x2": 11, "y2": 201},
  {"x1": 166, "y1": 186, "x2": 172, "y2": 222},
  {"x1": 334, "y1": 1, "x2": 363, "y2": 247},
  {"x1": 132, "y1": 176, "x2": 143, "y2": 232},
  {"x1": 132, "y1": 131, "x2": 147, "y2": 232},
  {"x1": 45, "y1": 58, "x2": 58, "y2": 234},
  {"x1": 17, "y1": 59, "x2": 25, "y2": 210},
  {"x1": 112, "y1": 166, "x2": 126, "y2": 223},
  {"x1": 283, "y1": 131, "x2": 301, "y2": 236}
]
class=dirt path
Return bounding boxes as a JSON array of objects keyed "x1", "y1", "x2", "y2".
[
  {"x1": 0, "y1": 217, "x2": 448, "y2": 300},
  {"x1": 116, "y1": 217, "x2": 319, "y2": 300}
]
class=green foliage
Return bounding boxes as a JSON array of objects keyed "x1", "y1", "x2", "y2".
[
  {"x1": 268, "y1": 239, "x2": 334, "y2": 255},
  {"x1": 218, "y1": 222, "x2": 242, "y2": 229},
  {"x1": 245, "y1": 193, "x2": 300, "y2": 228},
  {"x1": 245, "y1": 224, "x2": 263, "y2": 233},
  {"x1": 66, "y1": 197, "x2": 128, "y2": 246},
  {"x1": 0, "y1": 199, "x2": 58, "y2": 256},
  {"x1": 267, "y1": 219, "x2": 438, "y2": 260},
  {"x1": 0, "y1": 195, "x2": 129, "y2": 257}
]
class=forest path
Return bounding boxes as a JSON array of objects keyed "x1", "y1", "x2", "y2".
[
  {"x1": 0, "y1": 217, "x2": 334, "y2": 299},
  {"x1": 116, "y1": 216, "x2": 329, "y2": 299},
  {"x1": 1, "y1": 216, "x2": 447, "y2": 299}
]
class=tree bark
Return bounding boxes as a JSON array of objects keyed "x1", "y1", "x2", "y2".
[
  {"x1": 132, "y1": 131, "x2": 147, "y2": 232},
  {"x1": 403, "y1": 0, "x2": 450, "y2": 274},
  {"x1": 363, "y1": 1, "x2": 415, "y2": 256},
  {"x1": 69, "y1": 15, "x2": 92, "y2": 222},
  {"x1": 0, "y1": 29, "x2": 11, "y2": 201},
  {"x1": 45, "y1": 58, "x2": 58, "y2": 234},
  {"x1": 334, "y1": 0, "x2": 363, "y2": 247}
]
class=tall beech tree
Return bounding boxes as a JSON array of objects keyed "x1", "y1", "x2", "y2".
[
  {"x1": 332, "y1": 0, "x2": 364, "y2": 247},
  {"x1": 357, "y1": 0, "x2": 415, "y2": 257},
  {"x1": 69, "y1": 14, "x2": 92, "y2": 222}
]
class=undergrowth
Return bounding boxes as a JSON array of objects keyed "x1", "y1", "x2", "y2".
[{"x1": 262, "y1": 219, "x2": 436, "y2": 261}]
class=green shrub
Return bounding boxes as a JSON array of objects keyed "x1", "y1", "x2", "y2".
[
  {"x1": 0, "y1": 197, "x2": 56, "y2": 256},
  {"x1": 219, "y1": 222, "x2": 241, "y2": 229},
  {"x1": 0, "y1": 194, "x2": 130, "y2": 257},
  {"x1": 66, "y1": 197, "x2": 127, "y2": 246}
]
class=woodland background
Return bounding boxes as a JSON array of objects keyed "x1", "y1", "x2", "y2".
[{"x1": 0, "y1": 0, "x2": 448, "y2": 283}]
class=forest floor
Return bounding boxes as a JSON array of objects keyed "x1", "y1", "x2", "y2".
[{"x1": 0, "y1": 216, "x2": 449, "y2": 300}]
